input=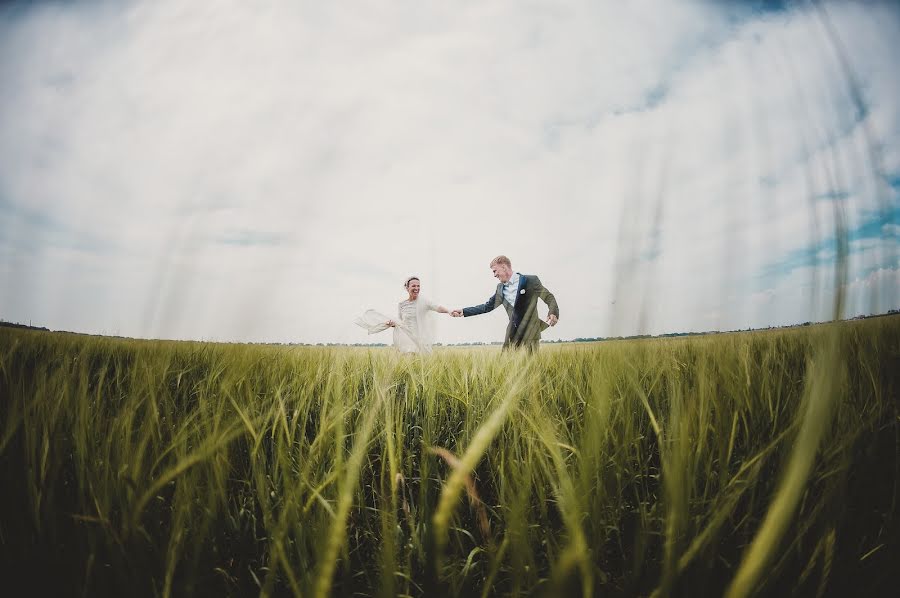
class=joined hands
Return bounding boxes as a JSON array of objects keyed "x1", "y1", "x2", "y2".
[{"x1": 445, "y1": 310, "x2": 555, "y2": 324}]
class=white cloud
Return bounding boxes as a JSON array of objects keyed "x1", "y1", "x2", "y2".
[{"x1": 0, "y1": 0, "x2": 898, "y2": 343}]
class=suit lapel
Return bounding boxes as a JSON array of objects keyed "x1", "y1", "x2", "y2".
[{"x1": 513, "y1": 274, "x2": 527, "y2": 309}]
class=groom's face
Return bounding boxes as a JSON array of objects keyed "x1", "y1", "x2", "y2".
[{"x1": 491, "y1": 263, "x2": 512, "y2": 283}]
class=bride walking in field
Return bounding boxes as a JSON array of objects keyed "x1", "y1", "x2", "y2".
[{"x1": 355, "y1": 276, "x2": 452, "y2": 354}]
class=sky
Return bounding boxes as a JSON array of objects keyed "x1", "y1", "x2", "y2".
[{"x1": 1, "y1": 0, "x2": 898, "y2": 345}]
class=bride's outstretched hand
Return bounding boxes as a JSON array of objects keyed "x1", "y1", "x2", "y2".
[
  {"x1": 450, "y1": 309, "x2": 463, "y2": 318},
  {"x1": 386, "y1": 320, "x2": 396, "y2": 327}
]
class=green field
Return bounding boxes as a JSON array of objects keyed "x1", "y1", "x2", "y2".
[{"x1": 1, "y1": 317, "x2": 898, "y2": 597}]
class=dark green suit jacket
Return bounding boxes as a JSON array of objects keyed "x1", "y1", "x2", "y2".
[{"x1": 462, "y1": 274, "x2": 559, "y2": 348}]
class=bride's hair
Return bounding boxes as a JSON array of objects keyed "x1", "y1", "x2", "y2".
[{"x1": 404, "y1": 276, "x2": 420, "y2": 288}]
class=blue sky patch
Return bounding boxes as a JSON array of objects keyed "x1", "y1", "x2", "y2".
[
  {"x1": 0, "y1": 195, "x2": 66, "y2": 236},
  {"x1": 759, "y1": 202, "x2": 900, "y2": 287},
  {"x1": 217, "y1": 230, "x2": 285, "y2": 247},
  {"x1": 887, "y1": 174, "x2": 900, "y2": 191}
]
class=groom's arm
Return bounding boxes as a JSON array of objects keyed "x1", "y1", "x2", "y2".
[
  {"x1": 533, "y1": 276, "x2": 559, "y2": 319},
  {"x1": 462, "y1": 292, "x2": 499, "y2": 317}
]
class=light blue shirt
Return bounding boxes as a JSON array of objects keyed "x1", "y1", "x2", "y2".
[{"x1": 501, "y1": 272, "x2": 521, "y2": 307}]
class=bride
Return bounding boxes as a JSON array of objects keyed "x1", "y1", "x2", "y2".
[{"x1": 355, "y1": 276, "x2": 451, "y2": 354}]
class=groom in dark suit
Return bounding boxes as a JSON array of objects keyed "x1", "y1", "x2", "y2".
[{"x1": 451, "y1": 255, "x2": 559, "y2": 352}]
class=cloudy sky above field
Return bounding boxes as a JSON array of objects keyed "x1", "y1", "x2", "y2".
[{"x1": 1, "y1": 0, "x2": 898, "y2": 344}]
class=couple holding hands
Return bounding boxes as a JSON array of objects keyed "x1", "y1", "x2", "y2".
[{"x1": 355, "y1": 255, "x2": 559, "y2": 354}]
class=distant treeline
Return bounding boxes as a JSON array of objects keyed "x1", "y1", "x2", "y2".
[
  {"x1": 0, "y1": 321, "x2": 49, "y2": 332},
  {"x1": 2, "y1": 310, "x2": 898, "y2": 346}
]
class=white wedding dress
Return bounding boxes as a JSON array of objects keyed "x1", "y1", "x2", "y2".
[{"x1": 355, "y1": 297, "x2": 440, "y2": 354}]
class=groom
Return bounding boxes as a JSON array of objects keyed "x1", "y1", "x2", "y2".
[{"x1": 451, "y1": 255, "x2": 559, "y2": 352}]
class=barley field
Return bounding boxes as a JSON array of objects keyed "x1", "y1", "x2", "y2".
[{"x1": 0, "y1": 316, "x2": 897, "y2": 597}]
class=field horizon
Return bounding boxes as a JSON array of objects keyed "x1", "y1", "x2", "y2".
[{"x1": 2, "y1": 310, "x2": 898, "y2": 347}]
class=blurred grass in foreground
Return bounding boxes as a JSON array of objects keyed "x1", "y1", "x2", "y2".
[{"x1": 0, "y1": 316, "x2": 898, "y2": 597}]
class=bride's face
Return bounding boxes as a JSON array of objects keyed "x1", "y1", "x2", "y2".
[{"x1": 407, "y1": 279, "x2": 420, "y2": 299}]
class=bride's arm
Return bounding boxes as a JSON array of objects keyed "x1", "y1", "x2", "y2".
[{"x1": 423, "y1": 298, "x2": 450, "y2": 314}]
